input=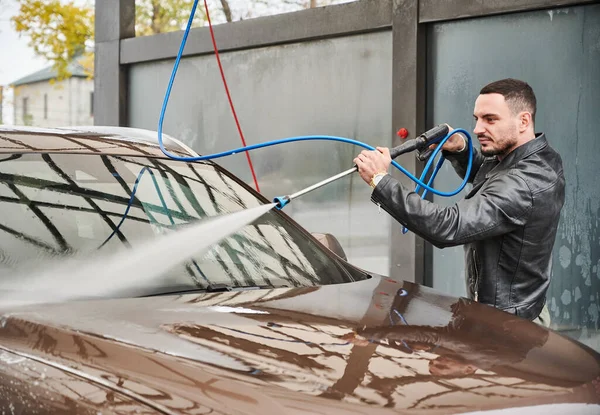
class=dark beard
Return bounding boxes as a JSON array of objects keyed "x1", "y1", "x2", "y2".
[
  {"x1": 480, "y1": 136, "x2": 517, "y2": 157},
  {"x1": 481, "y1": 147, "x2": 503, "y2": 157}
]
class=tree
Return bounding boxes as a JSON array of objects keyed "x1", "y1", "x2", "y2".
[
  {"x1": 11, "y1": 0, "x2": 94, "y2": 80},
  {"x1": 219, "y1": 0, "x2": 233, "y2": 22},
  {"x1": 218, "y1": 0, "x2": 350, "y2": 22},
  {"x1": 11, "y1": 0, "x2": 352, "y2": 80},
  {"x1": 135, "y1": 0, "x2": 207, "y2": 36},
  {"x1": 11, "y1": 0, "x2": 207, "y2": 79}
]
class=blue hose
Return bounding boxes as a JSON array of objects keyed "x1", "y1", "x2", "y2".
[
  {"x1": 401, "y1": 139, "x2": 464, "y2": 234},
  {"x1": 100, "y1": 166, "x2": 210, "y2": 283},
  {"x1": 99, "y1": 167, "x2": 153, "y2": 248},
  {"x1": 157, "y1": 0, "x2": 474, "y2": 200},
  {"x1": 99, "y1": 167, "x2": 177, "y2": 249}
]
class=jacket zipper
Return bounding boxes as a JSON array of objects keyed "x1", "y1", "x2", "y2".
[
  {"x1": 376, "y1": 196, "x2": 481, "y2": 302},
  {"x1": 471, "y1": 248, "x2": 480, "y2": 301}
]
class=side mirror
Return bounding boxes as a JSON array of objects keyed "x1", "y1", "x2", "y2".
[{"x1": 311, "y1": 233, "x2": 347, "y2": 261}]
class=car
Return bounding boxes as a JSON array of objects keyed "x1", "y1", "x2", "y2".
[{"x1": 0, "y1": 125, "x2": 598, "y2": 414}]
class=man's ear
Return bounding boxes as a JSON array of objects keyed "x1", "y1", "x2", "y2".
[{"x1": 519, "y1": 112, "x2": 533, "y2": 133}]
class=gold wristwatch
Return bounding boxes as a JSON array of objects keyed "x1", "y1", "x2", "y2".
[{"x1": 370, "y1": 172, "x2": 388, "y2": 189}]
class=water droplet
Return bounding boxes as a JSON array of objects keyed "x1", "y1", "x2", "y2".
[
  {"x1": 561, "y1": 290, "x2": 572, "y2": 305},
  {"x1": 574, "y1": 287, "x2": 582, "y2": 302},
  {"x1": 588, "y1": 303, "x2": 599, "y2": 323},
  {"x1": 559, "y1": 246, "x2": 571, "y2": 269}
]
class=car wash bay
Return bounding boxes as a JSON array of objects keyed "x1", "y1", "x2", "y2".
[{"x1": 95, "y1": 0, "x2": 600, "y2": 350}]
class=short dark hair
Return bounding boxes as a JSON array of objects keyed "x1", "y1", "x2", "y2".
[{"x1": 480, "y1": 78, "x2": 537, "y2": 124}]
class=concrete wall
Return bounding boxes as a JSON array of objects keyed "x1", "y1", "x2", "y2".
[{"x1": 12, "y1": 77, "x2": 94, "y2": 127}]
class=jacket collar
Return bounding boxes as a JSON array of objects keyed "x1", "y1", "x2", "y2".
[{"x1": 485, "y1": 133, "x2": 547, "y2": 178}]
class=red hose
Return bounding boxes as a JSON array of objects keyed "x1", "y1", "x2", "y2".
[{"x1": 203, "y1": 0, "x2": 260, "y2": 192}]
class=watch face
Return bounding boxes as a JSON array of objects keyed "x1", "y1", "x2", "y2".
[{"x1": 374, "y1": 175, "x2": 384, "y2": 186}]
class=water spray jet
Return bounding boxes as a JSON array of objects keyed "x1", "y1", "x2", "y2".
[{"x1": 0, "y1": 203, "x2": 277, "y2": 308}]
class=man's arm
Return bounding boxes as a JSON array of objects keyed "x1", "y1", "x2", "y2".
[
  {"x1": 432, "y1": 129, "x2": 485, "y2": 183},
  {"x1": 371, "y1": 172, "x2": 533, "y2": 248},
  {"x1": 443, "y1": 144, "x2": 485, "y2": 184}
]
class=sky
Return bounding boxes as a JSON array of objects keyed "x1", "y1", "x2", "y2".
[
  {"x1": 1, "y1": 0, "x2": 48, "y2": 123},
  {"x1": 0, "y1": 0, "x2": 48, "y2": 87}
]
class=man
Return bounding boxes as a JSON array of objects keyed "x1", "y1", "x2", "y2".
[{"x1": 353, "y1": 78, "x2": 565, "y2": 326}]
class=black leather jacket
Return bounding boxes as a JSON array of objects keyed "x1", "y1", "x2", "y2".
[{"x1": 371, "y1": 134, "x2": 565, "y2": 320}]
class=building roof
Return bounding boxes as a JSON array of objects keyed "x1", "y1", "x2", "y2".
[{"x1": 11, "y1": 57, "x2": 90, "y2": 87}]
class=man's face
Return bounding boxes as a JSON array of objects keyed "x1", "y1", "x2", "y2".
[
  {"x1": 473, "y1": 93, "x2": 520, "y2": 157},
  {"x1": 429, "y1": 355, "x2": 478, "y2": 378}
]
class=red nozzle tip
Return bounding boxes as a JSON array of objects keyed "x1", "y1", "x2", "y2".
[{"x1": 397, "y1": 128, "x2": 409, "y2": 139}]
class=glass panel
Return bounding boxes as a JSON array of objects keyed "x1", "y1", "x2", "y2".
[
  {"x1": 128, "y1": 31, "x2": 393, "y2": 275},
  {"x1": 429, "y1": 5, "x2": 600, "y2": 351}
]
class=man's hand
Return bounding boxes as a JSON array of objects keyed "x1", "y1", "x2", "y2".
[
  {"x1": 429, "y1": 123, "x2": 467, "y2": 153},
  {"x1": 353, "y1": 147, "x2": 391, "y2": 185}
]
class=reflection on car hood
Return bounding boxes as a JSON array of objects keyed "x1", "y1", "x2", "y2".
[{"x1": 0, "y1": 276, "x2": 599, "y2": 414}]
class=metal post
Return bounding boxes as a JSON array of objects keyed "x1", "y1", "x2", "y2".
[
  {"x1": 390, "y1": 0, "x2": 427, "y2": 284},
  {"x1": 94, "y1": 0, "x2": 135, "y2": 126}
]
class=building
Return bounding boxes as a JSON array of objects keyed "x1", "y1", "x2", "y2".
[{"x1": 11, "y1": 58, "x2": 94, "y2": 127}]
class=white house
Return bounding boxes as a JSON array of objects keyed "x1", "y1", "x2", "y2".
[{"x1": 11, "y1": 58, "x2": 94, "y2": 127}]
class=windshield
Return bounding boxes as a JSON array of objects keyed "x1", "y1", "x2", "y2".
[{"x1": 0, "y1": 153, "x2": 366, "y2": 295}]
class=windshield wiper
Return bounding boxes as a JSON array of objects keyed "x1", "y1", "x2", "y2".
[
  {"x1": 205, "y1": 283, "x2": 257, "y2": 292},
  {"x1": 143, "y1": 283, "x2": 290, "y2": 297}
]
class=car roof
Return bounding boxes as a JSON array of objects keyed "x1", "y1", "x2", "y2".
[{"x1": 0, "y1": 125, "x2": 199, "y2": 158}]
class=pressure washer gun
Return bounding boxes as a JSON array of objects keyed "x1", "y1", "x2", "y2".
[
  {"x1": 390, "y1": 124, "x2": 450, "y2": 161},
  {"x1": 273, "y1": 124, "x2": 450, "y2": 210}
]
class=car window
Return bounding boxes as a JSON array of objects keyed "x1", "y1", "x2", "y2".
[{"x1": 0, "y1": 153, "x2": 365, "y2": 295}]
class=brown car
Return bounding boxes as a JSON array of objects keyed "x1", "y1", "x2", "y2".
[{"x1": 0, "y1": 126, "x2": 598, "y2": 414}]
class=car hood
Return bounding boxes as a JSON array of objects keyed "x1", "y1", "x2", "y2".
[{"x1": 0, "y1": 276, "x2": 598, "y2": 414}]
